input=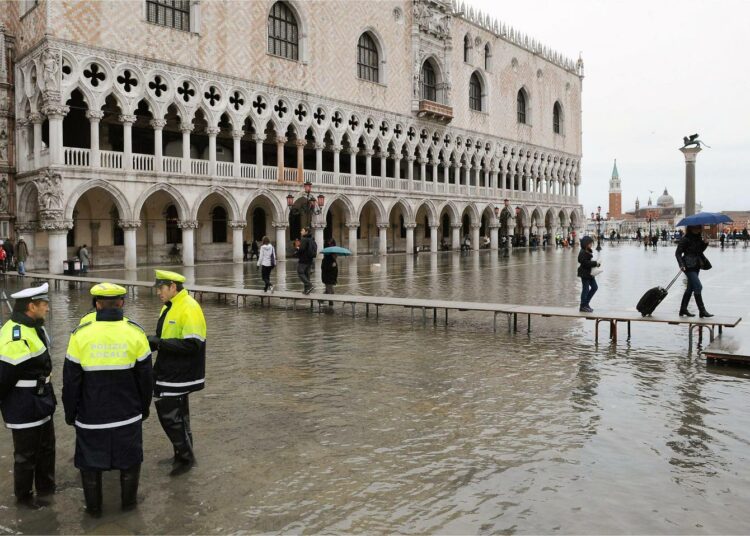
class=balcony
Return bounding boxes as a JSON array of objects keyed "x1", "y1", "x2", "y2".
[{"x1": 416, "y1": 100, "x2": 453, "y2": 123}]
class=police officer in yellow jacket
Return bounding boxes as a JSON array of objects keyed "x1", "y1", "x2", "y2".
[
  {"x1": 0, "y1": 283, "x2": 56, "y2": 508},
  {"x1": 149, "y1": 270, "x2": 206, "y2": 476},
  {"x1": 63, "y1": 283, "x2": 152, "y2": 516}
]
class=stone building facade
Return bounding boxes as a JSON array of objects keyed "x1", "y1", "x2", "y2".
[{"x1": 2, "y1": 0, "x2": 584, "y2": 273}]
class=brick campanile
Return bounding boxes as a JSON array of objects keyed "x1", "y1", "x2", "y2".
[{"x1": 608, "y1": 159, "x2": 622, "y2": 218}]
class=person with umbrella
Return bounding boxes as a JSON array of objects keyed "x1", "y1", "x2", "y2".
[
  {"x1": 675, "y1": 226, "x2": 712, "y2": 317},
  {"x1": 320, "y1": 245, "x2": 350, "y2": 308}
]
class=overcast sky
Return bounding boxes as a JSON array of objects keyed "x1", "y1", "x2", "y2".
[{"x1": 468, "y1": 0, "x2": 749, "y2": 215}]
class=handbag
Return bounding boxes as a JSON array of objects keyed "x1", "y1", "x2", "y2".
[
  {"x1": 591, "y1": 266, "x2": 604, "y2": 277},
  {"x1": 270, "y1": 248, "x2": 276, "y2": 268},
  {"x1": 699, "y1": 254, "x2": 712, "y2": 270}
]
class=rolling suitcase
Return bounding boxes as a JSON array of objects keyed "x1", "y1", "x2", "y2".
[{"x1": 636, "y1": 270, "x2": 682, "y2": 317}]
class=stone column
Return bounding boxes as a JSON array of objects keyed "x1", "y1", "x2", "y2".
[
  {"x1": 119, "y1": 113, "x2": 136, "y2": 171},
  {"x1": 232, "y1": 129, "x2": 243, "y2": 178},
  {"x1": 119, "y1": 220, "x2": 141, "y2": 270},
  {"x1": 431, "y1": 157, "x2": 438, "y2": 183},
  {"x1": 181, "y1": 124, "x2": 192, "y2": 174},
  {"x1": 86, "y1": 110, "x2": 103, "y2": 168},
  {"x1": 419, "y1": 156, "x2": 426, "y2": 184},
  {"x1": 179, "y1": 220, "x2": 198, "y2": 266},
  {"x1": 451, "y1": 223, "x2": 461, "y2": 250},
  {"x1": 31, "y1": 114, "x2": 43, "y2": 169},
  {"x1": 393, "y1": 154, "x2": 402, "y2": 180},
  {"x1": 346, "y1": 223, "x2": 359, "y2": 256},
  {"x1": 230, "y1": 221, "x2": 246, "y2": 263},
  {"x1": 150, "y1": 118, "x2": 166, "y2": 173},
  {"x1": 16, "y1": 120, "x2": 28, "y2": 172},
  {"x1": 484, "y1": 168, "x2": 490, "y2": 189},
  {"x1": 332, "y1": 144, "x2": 342, "y2": 182},
  {"x1": 405, "y1": 223, "x2": 416, "y2": 253},
  {"x1": 377, "y1": 223, "x2": 388, "y2": 255},
  {"x1": 443, "y1": 161, "x2": 449, "y2": 184},
  {"x1": 276, "y1": 135, "x2": 287, "y2": 181},
  {"x1": 45, "y1": 105, "x2": 69, "y2": 166},
  {"x1": 315, "y1": 142, "x2": 325, "y2": 182},
  {"x1": 41, "y1": 220, "x2": 73, "y2": 275},
  {"x1": 465, "y1": 165, "x2": 472, "y2": 187},
  {"x1": 430, "y1": 224, "x2": 438, "y2": 253},
  {"x1": 379, "y1": 152, "x2": 387, "y2": 180},
  {"x1": 273, "y1": 221, "x2": 287, "y2": 261},
  {"x1": 489, "y1": 222, "x2": 499, "y2": 250},
  {"x1": 407, "y1": 155, "x2": 415, "y2": 190},
  {"x1": 207, "y1": 126, "x2": 220, "y2": 176},
  {"x1": 471, "y1": 223, "x2": 481, "y2": 250},
  {"x1": 296, "y1": 139, "x2": 306, "y2": 183},
  {"x1": 254, "y1": 133, "x2": 265, "y2": 174},
  {"x1": 680, "y1": 146, "x2": 701, "y2": 217},
  {"x1": 313, "y1": 224, "x2": 325, "y2": 258},
  {"x1": 523, "y1": 225, "x2": 530, "y2": 247},
  {"x1": 349, "y1": 148, "x2": 357, "y2": 177},
  {"x1": 365, "y1": 149, "x2": 374, "y2": 179}
]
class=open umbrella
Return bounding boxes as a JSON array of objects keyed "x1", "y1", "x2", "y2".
[
  {"x1": 676, "y1": 212, "x2": 733, "y2": 227},
  {"x1": 321, "y1": 246, "x2": 352, "y2": 256}
]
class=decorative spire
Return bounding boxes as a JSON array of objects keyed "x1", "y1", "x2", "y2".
[{"x1": 612, "y1": 159, "x2": 619, "y2": 179}]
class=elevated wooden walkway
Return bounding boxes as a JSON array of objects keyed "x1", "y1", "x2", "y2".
[
  {"x1": 704, "y1": 330, "x2": 750, "y2": 363},
  {"x1": 15, "y1": 272, "x2": 743, "y2": 349}
]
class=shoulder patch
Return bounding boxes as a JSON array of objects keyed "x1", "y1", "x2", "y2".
[
  {"x1": 12, "y1": 325, "x2": 21, "y2": 341},
  {"x1": 127, "y1": 319, "x2": 146, "y2": 332},
  {"x1": 71, "y1": 321, "x2": 93, "y2": 334}
]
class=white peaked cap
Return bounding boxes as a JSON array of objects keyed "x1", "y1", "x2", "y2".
[{"x1": 11, "y1": 282, "x2": 50, "y2": 301}]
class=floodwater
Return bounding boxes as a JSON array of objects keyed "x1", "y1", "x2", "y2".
[{"x1": 1, "y1": 243, "x2": 749, "y2": 534}]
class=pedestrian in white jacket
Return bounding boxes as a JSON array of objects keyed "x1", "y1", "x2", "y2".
[{"x1": 257, "y1": 236, "x2": 276, "y2": 292}]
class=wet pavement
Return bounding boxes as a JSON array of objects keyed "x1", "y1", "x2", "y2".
[{"x1": 1, "y1": 243, "x2": 749, "y2": 534}]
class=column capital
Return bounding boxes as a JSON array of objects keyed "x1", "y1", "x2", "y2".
[
  {"x1": 453, "y1": 161, "x2": 462, "y2": 169},
  {"x1": 406, "y1": 155, "x2": 416, "y2": 162},
  {"x1": 364, "y1": 149, "x2": 375, "y2": 158},
  {"x1": 253, "y1": 133, "x2": 267, "y2": 142},
  {"x1": 29, "y1": 112, "x2": 44, "y2": 124},
  {"x1": 679, "y1": 146, "x2": 701, "y2": 162},
  {"x1": 118, "y1": 220, "x2": 142, "y2": 229},
  {"x1": 40, "y1": 219, "x2": 74, "y2": 232},
  {"x1": 392, "y1": 153, "x2": 402, "y2": 161},
  {"x1": 272, "y1": 221, "x2": 288, "y2": 229},
  {"x1": 178, "y1": 220, "x2": 199, "y2": 230},
  {"x1": 276, "y1": 136, "x2": 288, "y2": 145},
  {"x1": 295, "y1": 139, "x2": 307, "y2": 148},
  {"x1": 206, "y1": 126, "x2": 220, "y2": 136},
  {"x1": 470, "y1": 223, "x2": 481, "y2": 230},
  {"x1": 345, "y1": 222, "x2": 360, "y2": 229},
  {"x1": 311, "y1": 222, "x2": 327, "y2": 230},
  {"x1": 85, "y1": 110, "x2": 104, "y2": 121},
  {"x1": 150, "y1": 118, "x2": 167, "y2": 130},
  {"x1": 180, "y1": 124, "x2": 194, "y2": 134},
  {"x1": 232, "y1": 129, "x2": 244, "y2": 140},
  {"x1": 14, "y1": 222, "x2": 37, "y2": 233},
  {"x1": 229, "y1": 221, "x2": 247, "y2": 229},
  {"x1": 313, "y1": 142, "x2": 326, "y2": 151},
  {"x1": 429, "y1": 224, "x2": 439, "y2": 230},
  {"x1": 450, "y1": 223, "x2": 462, "y2": 229},
  {"x1": 43, "y1": 104, "x2": 69, "y2": 119},
  {"x1": 377, "y1": 151, "x2": 388, "y2": 159},
  {"x1": 417, "y1": 156, "x2": 427, "y2": 165},
  {"x1": 331, "y1": 144, "x2": 343, "y2": 153},
  {"x1": 119, "y1": 114, "x2": 137, "y2": 125},
  {"x1": 404, "y1": 222, "x2": 417, "y2": 229},
  {"x1": 345, "y1": 147, "x2": 358, "y2": 155},
  {"x1": 488, "y1": 221, "x2": 500, "y2": 229},
  {"x1": 376, "y1": 223, "x2": 390, "y2": 230}
]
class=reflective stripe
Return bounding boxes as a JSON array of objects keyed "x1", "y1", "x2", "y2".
[
  {"x1": 75, "y1": 414, "x2": 142, "y2": 429},
  {"x1": 158, "y1": 391, "x2": 189, "y2": 397},
  {"x1": 15, "y1": 376, "x2": 51, "y2": 388},
  {"x1": 0, "y1": 345, "x2": 47, "y2": 365},
  {"x1": 136, "y1": 351, "x2": 150, "y2": 362},
  {"x1": 6, "y1": 415, "x2": 52, "y2": 429},
  {"x1": 81, "y1": 363, "x2": 135, "y2": 371},
  {"x1": 155, "y1": 378, "x2": 204, "y2": 388},
  {"x1": 183, "y1": 334, "x2": 206, "y2": 342},
  {"x1": 65, "y1": 352, "x2": 81, "y2": 364}
]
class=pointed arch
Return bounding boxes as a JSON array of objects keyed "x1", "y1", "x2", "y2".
[
  {"x1": 414, "y1": 198, "x2": 438, "y2": 226},
  {"x1": 438, "y1": 200, "x2": 460, "y2": 222},
  {"x1": 388, "y1": 198, "x2": 414, "y2": 224},
  {"x1": 356, "y1": 196, "x2": 387, "y2": 224},
  {"x1": 321, "y1": 193, "x2": 356, "y2": 224},
  {"x1": 190, "y1": 186, "x2": 240, "y2": 222},
  {"x1": 64, "y1": 179, "x2": 132, "y2": 221},
  {"x1": 241, "y1": 189, "x2": 285, "y2": 223},
  {"x1": 133, "y1": 182, "x2": 190, "y2": 220}
]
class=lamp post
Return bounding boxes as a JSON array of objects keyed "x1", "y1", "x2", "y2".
[
  {"x1": 495, "y1": 198, "x2": 512, "y2": 254},
  {"x1": 286, "y1": 181, "x2": 325, "y2": 216},
  {"x1": 590, "y1": 206, "x2": 608, "y2": 251}
]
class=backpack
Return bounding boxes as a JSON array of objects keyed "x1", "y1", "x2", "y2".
[{"x1": 308, "y1": 238, "x2": 318, "y2": 259}]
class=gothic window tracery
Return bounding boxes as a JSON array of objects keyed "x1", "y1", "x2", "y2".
[
  {"x1": 469, "y1": 72, "x2": 482, "y2": 111},
  {"x1": 421, "y1": 61, "x2": 436, "y2": 102},
  {"x1": 357, "y1": 32, "x2": 379, "y2": 83}
]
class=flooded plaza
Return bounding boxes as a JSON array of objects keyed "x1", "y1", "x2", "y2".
[{"x1": 1, "y1": 243, "x2": 749, "y2": 534}]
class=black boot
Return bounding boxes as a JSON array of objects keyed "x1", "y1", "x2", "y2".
[
  {"x1": 34, "y1": 419, "x2": 56, "y2": 496},
  {"x1": 80, "y1": 470, "x2": 102, "y2": 517},
  {"x1": 120, "y1": 464, "x2": 141, "y2": 511},
  {"x1": 695, "y1": 294, "x2": 713, "y2": 318},
  {"x1": 155, "y1": 397, "x2": 194, "y2": 476},
  {"x1": 679, "y1": 291, "x2": 695, "y2": 317}
]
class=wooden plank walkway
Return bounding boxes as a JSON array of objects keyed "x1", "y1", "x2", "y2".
[
  {"x1": 13, "y1": 272, "x2": 743, "y2": 349},
  {"x1": 704, "y1": 330, "x2": 750, "y2": 363}
]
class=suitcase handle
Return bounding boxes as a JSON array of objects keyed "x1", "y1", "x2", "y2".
[{"x1": 665, "y1": 270, "x2": 683, "y2": 291}]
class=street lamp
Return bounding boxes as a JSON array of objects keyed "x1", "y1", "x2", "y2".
[
  {"x1": 591, "y1": 206, "x2": 608, "y2": 251},
  {"x1": 286, "y1": 181, "x2": 325, "y2": 216}
]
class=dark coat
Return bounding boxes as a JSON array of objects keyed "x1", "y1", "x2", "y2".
[
  {"x1": 577, "y1": 249, "x2": 598, "y2": 279},
  {"x1": 296, "y1": 236, "x2": 316, "y2": 264},
  {"x1": 675, "y1": 233, "x2": 708, "y2": 272},
  {"x1": 321, "y1": 255, "x2": 338, "y2": 285}
]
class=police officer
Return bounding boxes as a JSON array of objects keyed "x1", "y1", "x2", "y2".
[
  {"x1": 0, "y1": 283, "x2": 56, "y2": 508},
  {"x1": 149, "y1": 270, "x2": 206, "y2": 476},
  {"x1": 62, "y1": 283, "x2": 152, "y2": 516}
]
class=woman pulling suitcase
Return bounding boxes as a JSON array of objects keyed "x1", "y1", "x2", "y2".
[{"x1": 675, "y1": 225, "x2": 713, "y2": 317}]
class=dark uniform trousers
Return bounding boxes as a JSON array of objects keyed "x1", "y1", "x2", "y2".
[{"x1": 12, "y1": 419, "x2": 55, "y2": 498}]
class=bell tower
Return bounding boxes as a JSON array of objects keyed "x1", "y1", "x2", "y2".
[{"x1": 608, "y1": 159, "x2": 622, "y2": 218}]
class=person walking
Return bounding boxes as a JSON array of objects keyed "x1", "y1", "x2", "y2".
[
  {"x1": 249, "y1": 239, "x2": 259, "y2": 261},
  {"x1": 16, "y1": 236, "x2": 29, "y2": 276},
  {"x1": 0, "y1": 240, "x2": 6, "y2": 273},
  {"x1": 295, "y1": 228, "x2": 317, "y2": 294},
  {"x1": 148, "y1": 270, "x2": 207, "y2": 476},
  {"x1": 242, "y1": 240, "x2": 249, "y2": 261},
  {"x1": 676, "y1": 225, "x2": 713, "y2": 317},
  {"x1": 257, "y1": 236, "x2": 276, "y2": 292},
  {"x1": 321, "y1": 252, "x2": 338, "y2": 308},
  {"x1": 63, "y1": 283, "x2": 152, "y2": 516},
  {"x1": 577, "y1": 236, "x2": 600, "y2": 313},
  {"x1": 78, "y1": 244, "x2": 90, "y2": 274},
  {"x1": 0, "y1": 283, "x2": 56, "y2": 508},
  {"x1": 4, "y1": 238, "x2": 15, "y2": 271}
]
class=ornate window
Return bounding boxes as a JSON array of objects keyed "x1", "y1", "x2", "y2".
[
  {"x1": 553, "y1": 101, "x2": 562, "y2": 134},
  {"x1": 146, "y1": 0, "x2": 190, "y2": 31},
  {"x1": 165, "y1": 204, "x2": 182, "y2": 244},
  {"x1": 268, "y1": 1, "x2": 299, "y2": 61},
  {"x1": 469, "y1": 72, "x2": 482, "y2": 112},
  {"x1": 421, "y1": 61, "x2": 437, "y2": 102},
  {"x1": 211, "y1": 206, "x2": 227, "y2": 243},
  {"x1": 357, "y1": 33, "x2": 379, "y2": 83},
  {"x1": 463, "y1": 35, "x2": 471, "y2": 62},
  {"x1": 517, "y1": 89, "x2": 527, "y2": 124}
]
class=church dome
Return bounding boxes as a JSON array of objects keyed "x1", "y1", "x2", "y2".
[{"x1": 657, "y1": 188, "x2": 674, "y2": 207}]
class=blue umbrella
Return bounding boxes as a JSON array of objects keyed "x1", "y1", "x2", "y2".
[
  {"x1": 321, "y1": 246, "x2": 352, "y2": 256},
  {"x1": 676, "y1": 212, "x2": 733, "y2": 227}
]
